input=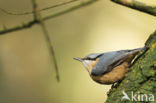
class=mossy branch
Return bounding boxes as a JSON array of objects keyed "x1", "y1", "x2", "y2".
[
  {"x1": 106, "y1": 1, "x2": 156, "y2": 102},
  {"x1": 111, "y1": 0, "x2": 156, "y2": 16},
  {"x1": 105, "y1": 1, "x2": 156, "y2": 102},
  {"x1": 106, "y1": 31, "x2": 156, "y2": 103}
]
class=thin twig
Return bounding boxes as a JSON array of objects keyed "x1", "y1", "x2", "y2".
[
  {"x1": 32, "y1": 0, "x2": 60, "y2": 81},
  {"x1": 40, "y1": 22, "x2": 60, "y2": 82},
  {"x1": 0, "y1": 0, "x2": 98, "y2": 35},
  {"x1": 43, "y1": 0, "x2": 98, "y2": 20},
  {"x1": 0, "y1": 21, "x2": 36, "y2": 34},
  {"x1": 111, "y1": 0, "x2": 156, "y2": 16},
  {"x1": 0, "y1": 0, "x2": 79, "y2": 15}
]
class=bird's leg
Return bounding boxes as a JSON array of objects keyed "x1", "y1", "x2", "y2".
[
  {"x1": 130, "y1": 46, "x2": 149, "y2": 67},
  {"x1": 107, "y1": 80, "x2": 124, "y2": 96},
  {"x1": 107, "y1": 88, "x2": 113, "y2": 96},
  {"x1": 107, "y1": 82, "x2": 118, "y2": 96},
  {"x1": 111, "y1": 82, "x2": 120, "y2": 88},
  {"x1": 111, "y1": 83, "x2": 115, "y2": 88}
]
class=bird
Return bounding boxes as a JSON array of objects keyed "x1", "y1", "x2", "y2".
[{"x1": 74, "y1": 47, "x2": 148, "y2": 85}]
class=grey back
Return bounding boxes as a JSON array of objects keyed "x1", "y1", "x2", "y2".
[{"x1": 91, "y1": 49, "x2": 142, "y2": 76}]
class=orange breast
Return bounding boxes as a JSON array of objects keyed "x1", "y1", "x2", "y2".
[
  {"x1": 91, "y1": 62, "x2": 129, "y2": 84},
  {"x1": 87, "y1": 58, "x2": 99, "y2": 73}
]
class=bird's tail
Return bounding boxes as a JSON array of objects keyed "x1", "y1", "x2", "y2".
[
  {"x1": 128, "y1": 46, "x2": 149, "y2": 67},
  {"x1": 129, "y1": 46, "x2": 149, "y2": 54},
  {"x1": 133, "y1": 46, "x2": 149, "y2": 51}
]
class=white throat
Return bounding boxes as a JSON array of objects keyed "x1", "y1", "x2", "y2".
[{"x1": 82, "y1": 60, "x2": 95, "y2": 73}]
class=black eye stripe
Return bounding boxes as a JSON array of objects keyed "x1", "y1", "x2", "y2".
[
  {"x1": 88, "y1": 58, "x2": 94, "y2": 60},
  {"x1": 83, "y1": 53, "x2": 103, "y2": 60},
  {"x1": 97, "y1": 54, "x2": 103, "y2": 58},
  {"x1": 85, "y1": 57, "x2": 96, "y2": 60}
]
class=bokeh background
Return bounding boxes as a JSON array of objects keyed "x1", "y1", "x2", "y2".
[{"x1": 0, "y1": 0, "x2": 156, "y2": 103}]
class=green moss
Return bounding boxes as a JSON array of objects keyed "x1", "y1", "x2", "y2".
[
  {"x1": 152, "y1": 61, "x2": 156, "y2": 67},
  {"x1": 106, "y1": 31, "x2": 156, "y2": 103}
]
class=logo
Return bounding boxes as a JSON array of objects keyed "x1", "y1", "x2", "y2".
[{"x1": 121, "y1": 90, "x2": 154, "y2": 102}]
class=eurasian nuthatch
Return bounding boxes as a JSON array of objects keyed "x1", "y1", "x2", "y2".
[{"x1": 74, "y1": 47, "x2": 147, "y2": 85}]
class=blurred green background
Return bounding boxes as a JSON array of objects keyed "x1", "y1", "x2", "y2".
[{"x1": 0, "y1": 0, "x2": 156, "y2": 103}]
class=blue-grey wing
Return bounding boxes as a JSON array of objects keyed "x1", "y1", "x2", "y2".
[{"x1": 91, "y1": 48, "x2": 145, "y2": 76}]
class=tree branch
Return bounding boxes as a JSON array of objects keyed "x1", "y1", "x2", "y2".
[
  {"x1": 32, "y1": 0, "x2": 60, "y2": 81},
  {"x1": 0, "y1": 21, "x2": 36, "y2": 34},
  {"x1": 0, "y1": 0, "x2": 79, "y2": 15},
  {"x1": 0, "y1": 0, "x2": 98, "y2": 35},
  {"x1": 105, "y1": 1, "x2": 156, "y2": 102},
  {"x1": 111, "y1": 0, "x2": 156, "y2": 16},
  {"x1": 106, "y1": 31, "x2": 156, "y2": 102},
  {"x1": 43, "y1": 0, "x2": 98, "y2": 20}
]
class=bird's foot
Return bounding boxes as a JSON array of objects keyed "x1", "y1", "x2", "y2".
[
  {"x1": 111, "y1": 82, "x2": 119, "y2": 88},
  {"x1": 107, "y1": 82, "x2": 121, "y2": 96},
  {"x1": 107, "y1": 89, "x2": 113, "y2": 96}
]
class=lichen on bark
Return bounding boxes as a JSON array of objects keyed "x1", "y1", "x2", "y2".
[{"x1": 106, "y1": 31, "x2": 156, "y2": 103}]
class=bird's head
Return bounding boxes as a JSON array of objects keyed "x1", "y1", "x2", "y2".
[{"x1": 74, "y1": 53, "x2": 103, "y2": 73}]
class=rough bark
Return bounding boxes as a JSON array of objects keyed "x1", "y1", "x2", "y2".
[
  {"x1": 106, "y1": 31, "x2": 156, "y2": 102},
  {"x1": 111, "y1": 0, "x2": 156, "y2": 16}
]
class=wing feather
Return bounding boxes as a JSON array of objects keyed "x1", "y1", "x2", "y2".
[{"x1": 91, "y1": 48, "x2": 144, "y2": 76}]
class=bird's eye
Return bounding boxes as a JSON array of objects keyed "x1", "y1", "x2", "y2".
[
  {"x1": 86, "y1": 57, "x2": 94, "y2": 60},
  {"x1": 87, "y1": 57, "x2": 91, "y2": 60}
]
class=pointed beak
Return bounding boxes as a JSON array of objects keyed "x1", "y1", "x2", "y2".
[{"x1": 73, "y1": 57, "x2": 83, "y2": 62}]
